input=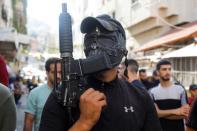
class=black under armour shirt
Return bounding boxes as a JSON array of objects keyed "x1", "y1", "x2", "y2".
[{"x1": 39, "y1": 77, "x2": 162, "y2": 131}]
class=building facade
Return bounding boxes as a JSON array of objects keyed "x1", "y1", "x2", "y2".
[
  {"x1": 124, "y1": 0, "x2": 197, "y2": 87},
  {"x1": 0, "y1": 0, "x2": 29, "y2": 75},
  {"x1": 70, "y1": 0, "x2": 197, "y2": 87}
]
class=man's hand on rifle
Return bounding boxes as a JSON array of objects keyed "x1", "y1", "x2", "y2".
[{"x1": 68, "y1": 88, "x2": 107, "y2": 131}]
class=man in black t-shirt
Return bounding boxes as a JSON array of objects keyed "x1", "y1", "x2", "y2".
[
  {"x1": 39, "y1": 14, "x2": 161, "y2": 131},
  {"x1": 186, "y1": 98, "x2": 197, "y2": 131},
  {"x1": 118, "y1": 59, "x2": 146, "y2": 89},
  {"x1": 139, "y1": 69, "x2": 153, "y2": 90}
]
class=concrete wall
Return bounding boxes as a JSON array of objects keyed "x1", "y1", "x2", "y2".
[
  {"x1": 125, "y1": 0, "x2": 197, "y2": 49},
  {"x1": 71, "y1": 0, "x2": 197, "y2": 58}
]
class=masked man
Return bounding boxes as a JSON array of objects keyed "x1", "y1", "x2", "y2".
[{"x1": 39, "y1": 15, "x2": 161, "y2": 131}]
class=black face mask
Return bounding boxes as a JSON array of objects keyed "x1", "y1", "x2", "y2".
[{"x1": 84, "y1": 30, "x2": 127, "y2": 67}]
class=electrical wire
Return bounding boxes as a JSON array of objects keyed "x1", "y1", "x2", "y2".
[{"x1": 136, "y1": 0, "x2": 188, "y2": 30}]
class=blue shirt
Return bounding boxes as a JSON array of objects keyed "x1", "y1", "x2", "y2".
[{"x1": 25, "y1": 83, "x2": 52, "y2": 131}]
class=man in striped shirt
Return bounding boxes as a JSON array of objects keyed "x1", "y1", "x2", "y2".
[{"x1": 149, "y1": 59, "x2": 190, "y2": 131}]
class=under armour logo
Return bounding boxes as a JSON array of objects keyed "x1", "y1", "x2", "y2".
[{"x1": 124, "y1": 106, "x2": 134, "y2": 113}]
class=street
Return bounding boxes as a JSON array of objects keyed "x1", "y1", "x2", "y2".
[{"x1": 16, "y1": 94, "x2": 28, "y2": 131}]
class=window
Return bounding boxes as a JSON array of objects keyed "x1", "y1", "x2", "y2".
[
  {"x1": 112, "y1": 12, "x2": 116, "y2": 19},
  {"x1": 1, "y1": 4, "x2": 8, "y2": 23},
  {"x1": 102, "y1": 0, "x2": 105, "y2": 5},
  {"x1": 131, "y1": 0, "x2": 138, "y2": 4}
]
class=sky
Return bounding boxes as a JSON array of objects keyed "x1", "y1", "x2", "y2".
[{"x1": 27, "y1": 0, "x2": 64, "y2": 32}]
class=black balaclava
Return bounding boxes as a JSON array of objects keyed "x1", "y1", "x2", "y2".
[{"x1": 81, "y1": 14, "x2": 128, "y2": 68}]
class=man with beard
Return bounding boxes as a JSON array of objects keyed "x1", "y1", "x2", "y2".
[
  {"x1": 23, "y1": 57, "x2": 61, "y2": 131},
  {"x1": 149, "y1": 59, "x2": 189, "y2": 131}
]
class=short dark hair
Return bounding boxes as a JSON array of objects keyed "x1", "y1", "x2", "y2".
[
  {"x1": 45, "y1": 57, "x2": 61, "y2": 72},
  {"x1": 139, "y1": 69, "x2": 146, "y2": 73},
  {"x1": 189, "y1": 84, "x2": 197, "y2": 91},
  {"x1": 127, "y1": 59, "x2": 139, "y2": 73},
  {"x1": 156, "y1": 59, "x2": 171, "y2": 70},
  {"x1": 152, "y1": 70, "x2": 157, "y2": 76}
]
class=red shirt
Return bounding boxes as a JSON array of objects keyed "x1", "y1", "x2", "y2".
[
  {"x1": 188, "y1": 97, "x2": 195, "y2": 106},
  {"x1": 0, "y1": 55, "x2": 9, "y2": 87}
]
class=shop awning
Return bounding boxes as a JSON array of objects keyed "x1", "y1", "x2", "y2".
[
  {"x1": 135, "y1": 21, "x2": 197, "y2": 52},
  {"x1": 162, "y1": 43, "x2": 197, "y2": 58}
]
